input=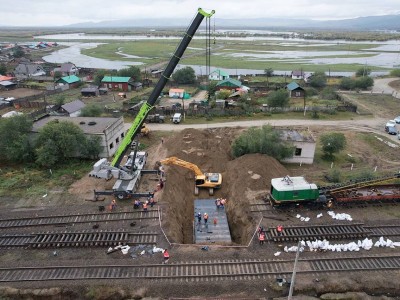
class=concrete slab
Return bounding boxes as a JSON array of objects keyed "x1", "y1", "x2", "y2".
[{"x1": 194, "y1": 198, "x2": 232, "y2": 244}]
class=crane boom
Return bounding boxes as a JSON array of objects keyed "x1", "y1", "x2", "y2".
[
  {"x1": 111, "y1": 8, "x2": 215, "y2": 167},
  {"x1": 159, "y1": 157, "x2": 204, "y2": 176}
]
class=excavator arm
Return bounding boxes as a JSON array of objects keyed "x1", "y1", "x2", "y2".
[
  {"x1": 111, "y1": 8, "x2": 215, "y2": 168},
  {"x1": 159, "y1": 157, "x2": 204, "y2": 177}
]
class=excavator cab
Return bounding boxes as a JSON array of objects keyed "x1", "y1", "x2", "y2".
[{"x1": 140, "y1": 123, "x2": 150, "y2": 137}]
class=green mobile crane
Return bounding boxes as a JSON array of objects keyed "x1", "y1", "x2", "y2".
[{"x1": 92, "y1": 8, "x2": 215, "y2": 199}]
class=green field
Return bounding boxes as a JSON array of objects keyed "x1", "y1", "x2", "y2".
[{"x1": 81, "y1": 38, "x2": 389, "y2": 72}]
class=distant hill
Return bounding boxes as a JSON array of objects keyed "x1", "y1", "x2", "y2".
[{"x1": 66, "y1": 14, "x2": 400, "y2": 30}]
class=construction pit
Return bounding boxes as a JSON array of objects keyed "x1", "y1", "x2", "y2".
[{"x1": 138, "y1": 127, "x2": 290, "y2": 245}]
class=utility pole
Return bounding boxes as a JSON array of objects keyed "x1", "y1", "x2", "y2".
[{"x1": 288, "y1": 241, "x2": 301, "y2": 300}]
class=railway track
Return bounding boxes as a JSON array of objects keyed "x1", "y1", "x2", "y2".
[
  {"x1": 0, "y1": 210, "x2": 159, "y2": 229},
  {"x1": 365, "y1": 225, "x2": 400, "y2": 238},
  {"x1": 267, "y1": 223, "x2": 400, "y2": 242},
  {"x1": 0, "y1": 230, "x2": 158, "y2": 248},
  {"x1": 0, "y1": 255, "x2": 398, "y2": 282}
]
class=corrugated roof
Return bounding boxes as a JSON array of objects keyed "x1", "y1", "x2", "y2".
[
  {"x1": 59, "y1": 75, "x2": 80, "y2": 84},
  {"x1": 287, "y1": 82, "x2": 301, "y2": 91},
  {"x1": 216, "y1": 78, "x2": 242, "y2": 87},
  {"x1": 101, "y1": 76, "x2": 131, "y2": 83},
  {"x1": 61, "y1": 99, "x2": 85, "y2": 114}
]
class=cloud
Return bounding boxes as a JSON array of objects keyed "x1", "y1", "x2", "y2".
[{"x1": 1, "y1": 0, "x2": 400, "y2": 26}]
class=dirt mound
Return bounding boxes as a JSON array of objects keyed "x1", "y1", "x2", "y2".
[
  {"x1": 160, "y1": 128, "x2": 289, "y2": 244},
  {"x1": 164, "y1": 127, "x2": 239, "y2": 171},
  {"x1": 222, "y1": 154, "x2": 289, "y2": 243}
]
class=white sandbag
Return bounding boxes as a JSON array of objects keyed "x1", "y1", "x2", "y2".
[{"x1": 274, "y1": 251, "x2": 281, "y2": 256}]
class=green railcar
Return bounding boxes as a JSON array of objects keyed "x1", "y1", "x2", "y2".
[{"x1": 270, "y1": 175, "x2": 319, "y2": 204}]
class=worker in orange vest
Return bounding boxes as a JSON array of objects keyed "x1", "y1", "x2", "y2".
[
  {"x1": 277, "y1": 225, "x2": 284, "y2": 236},
  {"x1": 163, "y1": 249, "x2": 170, "y2": 264},
  {"x1": 258, "y1": 231, "x2": 266, "y2": 245}
]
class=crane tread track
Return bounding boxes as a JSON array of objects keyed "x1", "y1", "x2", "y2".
[
  {"x1": 0, "y1": 231, "x2": 158, "y2": 248},
  {"x1": 0, "y1": 210, "x2": 160, "y2": 229},
  {"x1": 0, "y1": 255, "x2": 398, "y2": 282},
  {"x1": 267, "y1": 223, "x2": 372, "y2": 242}
]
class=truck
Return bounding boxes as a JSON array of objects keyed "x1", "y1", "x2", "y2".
[
  {"x1": 172, "y1": 113, "x2": 182, "y2": 124},
  {"x1": 146, "y1": 114, "x2": 165, "y2": 123},
  {"x1": 90, "y1": 8, "x2": 215, "y2": 199}
]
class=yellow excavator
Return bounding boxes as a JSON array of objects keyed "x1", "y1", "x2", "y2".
[{"x1": 158, "y1": 157, "x2": 222, "y2": 195}]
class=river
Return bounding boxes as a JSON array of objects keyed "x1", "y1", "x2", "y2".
[{"x1": 39, "y1": 33, "x2": 399, "y2": 76}]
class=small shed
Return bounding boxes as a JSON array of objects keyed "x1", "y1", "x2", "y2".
[
  {"x1": 81, "y1": 86, "x2": 99, "y2": 97},
  {"x1": 169, "y1": 88, "x2": 185, "y2": 99},
  {"x1": 99, "y1": 87, "x2": 108, "y2": 95},
  {"x1": 60, "y1": 99, "x2": 85, "y2": 117},
  {"x1": 56, "y1": 75, "x2": 81, "y2": 88},
  {"x1": 291, "y1": 70, "x2": 305, "y2": 80},
  {"x1": 0, "y1": 80, "x2": 17, "y2": 90},
  {"x1": 287, "y1": 82, "x2": 305, "y2": 98},
  {"x1": 209, "y1": 69, "x2": 229, "y2": 81}
]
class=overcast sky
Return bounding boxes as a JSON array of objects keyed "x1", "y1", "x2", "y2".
[{"x1": 2, "y1": 0, "x2": 400, "y2": 27}]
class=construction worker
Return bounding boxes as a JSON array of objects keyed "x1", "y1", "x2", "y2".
[
  {"x1": 159, "y1": 178, "x2": 164, "y2": 189},
  {"x1": 258, "y1": 231, "x2": 266, "y2": 245},
  {"x1": 133, "y1": 200, "x2": 141, "y2": 209},
  {"x1": 203, "y1": 213, "x2": 209, "y2": 224},
  {"x1": 110, "y1": 199, "x2": 117, "y2": 211},
  {"x1": 196, "y1": 212, "x2": 201, "y2": 224},
  {"x1": 327, "y1": 200, "x2": 333, "y2": 208},
  {"x1": 220, "y1": 198, "x2": 226, "y2": 207},
  {"x1": 277, "y1": 225, "x2": 284, "y2": 236},
  {"x1": 163, "y1": 249, "x2": 170, "y2": 264}
]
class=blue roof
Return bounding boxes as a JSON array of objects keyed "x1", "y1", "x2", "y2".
[{"x1": 287, "y1": 82, "x2": 302, "y2": 91}]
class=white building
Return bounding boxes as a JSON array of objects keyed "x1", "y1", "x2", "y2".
[
  {"x1": 32, "y1": 116, "x2": 125, "y2": 158},
  {"x1": 280, "y1": 129, "x2": 316, "y2": 164},
  {"x1": 169, "y1": 88, "x2": 185, "y2": 98},
  {"x1": 209, "y1": 69, "x2": 230, "y2": 81}
]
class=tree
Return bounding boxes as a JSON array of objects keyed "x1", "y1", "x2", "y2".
[
  {"x1": 207, "y1": 81, "x2": 218, "y2": 98},
  {"x1": 231, "y1": 125, "x2": 294, "y2": 160},
  {"x1": 216, "y1": 89, "x2": 231, "y2": 99},
  {"x1": 34, "y1": 120, "x2": 98, "y2": 167},
  {"x1": 264, "y1": 68, "x2": 274, "y2": 77},
  {"x1": 13, "y1": 46, "x2": 25, "y2": 58},
  {"x1": 0, "y1": 115, "x2": 34, "y2": 163},
  {"x1": 320, "y1": 132, "x2": 346, "y2": 158},
  {"x1": 118, "y1": 66, "x2": 142, "y2": 81},
  {"x1": 53, "y1": 71, "x2": 62, "y2": 80},
  {"x1": 355, "y1": 67, "x2": 371, "y2": 77},
  {"x1": 355, "y1": 76, "x2": 374, "y2": 89},
  {"x1": 320, "y1": 87, "x2": 337, "y2": 100},
  {"x1": 267, "y1": 89, "x2": 289, "y2": 108},
  {"x1": 309, "y1": 71, "x2": 327, "y2": 88},
  {"x1": 339, "y1": 77, "x2": 356, "y2": 90},
  {"x1": 80, "y1": 104, "x2": 103, "y2": 117},
  {"x1": 81, "y1": 136, "x2": 102, "y2": 159},
  {"x1": 172, "y1": 67, "x2": 196, "y2": 84},
  {"x1": 0, "y1": 63, "x2": 7, "y2": 75},
  {"x1": 55, "y1": 95, "x2": 65, "y2": 107}
]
